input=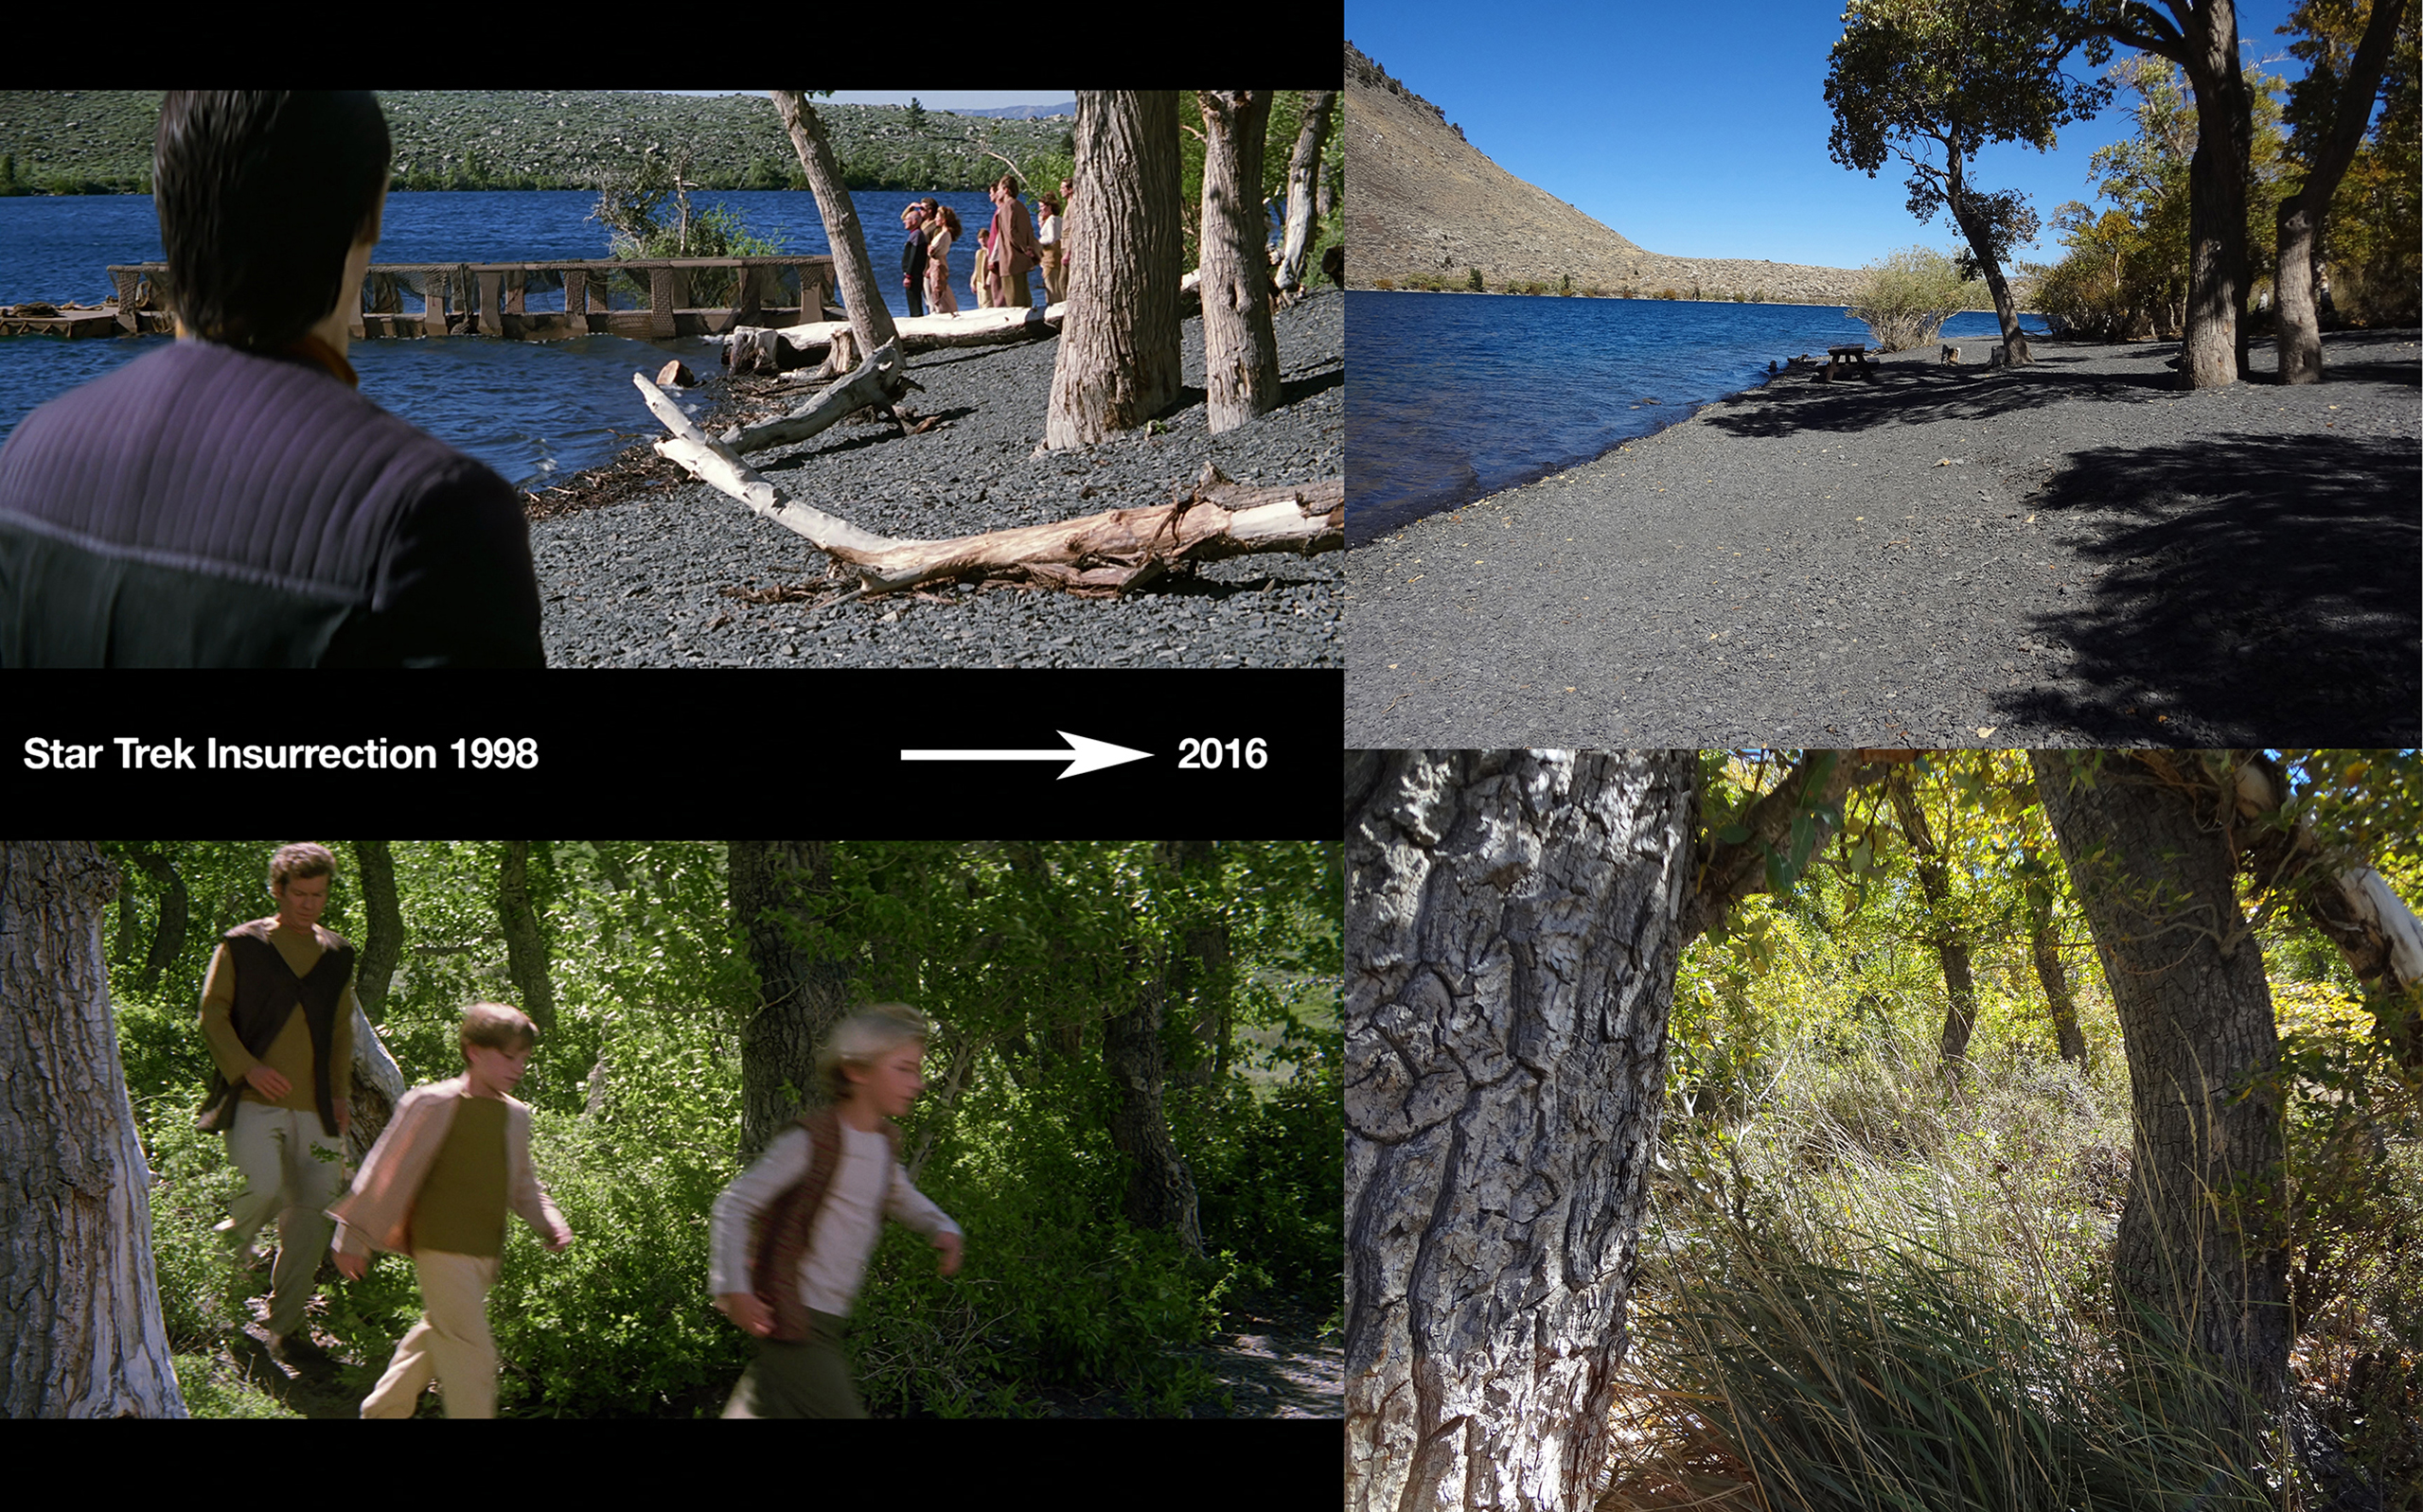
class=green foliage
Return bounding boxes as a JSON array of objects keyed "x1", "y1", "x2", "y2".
[
  {"x1": 1847, "y1": 244, "x2": 1982, "y2": 349},
  {"x1": 2281, "y1": 0, "x2": 2422, "y2": 325},
  {"x1": 1467, "y1": 266, "x2": 1484, "y2": 291},
  {"x1": 172, "y1": 1353, "x2": 297, "y2": 1418}
]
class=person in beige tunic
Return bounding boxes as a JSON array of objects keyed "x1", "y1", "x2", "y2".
[
  {"x1": 330, "y1": 1002, "x2": 572, "y2": 1418},
  {"x1": 198, "y1": 841, "x2": 359, "y2": 1366}
]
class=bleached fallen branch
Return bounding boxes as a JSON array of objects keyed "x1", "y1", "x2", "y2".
[
  {"x1": 632, "y1": 371, "x2": 1340, "y2": 597},
  {"x1": 729, "y1": 305, "x2": 1064, "y2": 373}
]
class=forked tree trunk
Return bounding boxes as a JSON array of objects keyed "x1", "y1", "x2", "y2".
[
  {"x1": 729, "y1": 840, "x2": 851, "y2": 1159},
  {"x1": 0, "y1": 842, "x2": 186, "y2": 1416},
  {"x1": 1045, "y1": 92, "x2": 1184, "y2": 449},
  {"x1": 2031, "y1": 751, "x2": 2288, "y2": 1459},
  {"x1": 769, "y1": 92, "x2": 900, "y2": 360},
  {"x1": 2273, "y1": 0, "x2": 2410, "y2": 383},
  {"x1": 351, "y1": 839, "x2": 401, "y2": 1022},
  {"x1": 1275, "y1": 90, "x2": 1337, "y2": 292},
  {"x1": 498, "y1": 841, "x2": 556, "y2": 1033},
  {"x1": 1197, "y1": 90, "x2": 1282, "y2": 433},
  {"x1": 1346, "y1": 750, "x2": 1697, "y2": 1512},
  {"x1": 1888, "y1": 769, "x2": 1980, "y2": 1070}
]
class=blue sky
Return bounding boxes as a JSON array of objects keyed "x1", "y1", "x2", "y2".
[{"x1": 1345, "y1": 0, "x2": 2311, "y2": 270}]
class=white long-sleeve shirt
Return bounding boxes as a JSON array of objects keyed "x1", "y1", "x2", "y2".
[{"x1": 707, "y1": 1122, "x2": 960, "y2": 1317}]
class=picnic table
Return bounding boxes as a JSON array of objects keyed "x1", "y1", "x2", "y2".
[{"x1": 1821, "y1": 343, "x2": 1876, "y2": 381}]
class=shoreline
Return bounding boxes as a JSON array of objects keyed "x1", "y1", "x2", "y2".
[{"x1": 1346, "y1": 326, "x2": 2421, "y2": 747}]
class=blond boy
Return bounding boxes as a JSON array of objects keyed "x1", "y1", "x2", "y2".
[
  {"x1": 709, "y1": 1004, "x2": 964, "y2": 1418},
  {"x1": 329, "y1": 1003, "x2": 572, "y2": 1418}
]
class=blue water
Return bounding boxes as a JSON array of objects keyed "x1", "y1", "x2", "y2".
[
  {"x1": 0, "y1": 187, "x2": 1020, "y2": 488},
  {"x1": 1346, "y1": 291, "x2": 2053, "y2": 544}
]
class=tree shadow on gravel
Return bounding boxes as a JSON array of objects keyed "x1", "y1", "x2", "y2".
[
  {"x1": 1995, "y1": 432, "x2": 2419, "y2": 744},
  {"x1": 1698, "y1": 360, "x2": 2178, "y2": 441}
]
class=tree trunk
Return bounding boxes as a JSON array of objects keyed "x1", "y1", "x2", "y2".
[
  {"x1": 2182, "y1": 3, "x2": 2254, "y2": 387},
  {"x1": 1887, "y1": 769, "x2": 1980, "y2": 1070},
  {"x1": 768, "y1": 92, "x2": 900, "y2": 360},
  {"x1": 2020, "y1": 843, "x2": 2088, "y2": 1065},
  {"x1": 1345, "y1": 750, "x2": 1698, "y2": 1512},
  {"x1": 1045, "y1": 91, "x2": 1184, "y2": 450},
  {"x1": 128, "y1": 845, "x2": 187, "y2": 993},
  {"x1": 497, "y1": 841, "x2": 555, "y2": 1033},
  {"x1": 0, "y1": 842, "x2": 186, "y2": 1416},
  {"x1": 1275, "y1": 90, "x2": 1337, "y2": 292},
  {"x1": 2273, "y1": 0, "x2": 2411, "y2": 383},
  {"x1": 351, "y1": 839, "x2": 401, "y2": 1023},
  {"x1": 1197, "y1": 90, "x2": 1282, "y2": 434},
  {"x1": 729, "y1": 840, "x2": 851, "y2": 1158},
  {"x1": 1104, "y1": 919, "x2": 1203, "y2": 1256},
  {"x1": 345, "y1": 1001, "x2": 407, "y2": 1170},
  {"x1": 1944, "y1": 151, "x2": 2030, "y2": 365},
  {"x1": 2030, "y1": 751, "x2": 2288, "y2": 1456},
  {"x1": 1169, "y1": 839, "x2": 1232, "y2": 1086}
]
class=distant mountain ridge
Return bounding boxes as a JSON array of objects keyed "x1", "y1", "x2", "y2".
[{"x1": 1344, "y1": 43, "x2": 1865, "y2": 305}]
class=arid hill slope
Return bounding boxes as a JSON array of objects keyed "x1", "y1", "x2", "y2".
[{"x1": 1345, "y1": 42, "x2": 1866, "y2": 305}]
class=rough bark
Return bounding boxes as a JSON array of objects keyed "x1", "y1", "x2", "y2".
[
  {"x1": 729, "y1": 840, "x2": 851, "y2": 1159},
  {"x1": 345, "y1": 1001, "x2": 407, "y2": 1170},
  {"x1": 768, "y1": 92, "x2": 899, "y2": 359},
  {"x1": 497, "y1": 841, "x2": 556, "y2": 1033},
  {"x1": 350, "y1": 839, "x2": 401, "y2": 1023},
  {"x1": 0, "y1": 842, "x2": 186, "y2": 1417},
  {"x1": 1197, "y1": 90, "x2": 1283, "y2": 433},
  {"x1": 2273, "y1": 0, "x2": 2411, "y2": 384},
  {"x1": 1104, "y1": 893, "x2": 1204, "y2": 1256},
  {"x1": 639, "y1": 372, "x2": 1340, "y2": 595},
  {"x1": 2021, "y1": 842, "x2": 2089, "y2": 1065},
  {"x1": 2030, "y1": 751, "x2": 2288, "y2": 1454},
  {"x1": 1888, "y1": 768, "x2": 1981, "y2": 1070},
  {"x1": 1345, "y1": 750, "x2": 1698, "y2": 1512},
  {"x1": 1943, "y1": 148, "x2": 2032, "y2": 365},
  {"x1": 1044, "y1": 91, "x2": 1184, "y2": 450},
  {"x1": 1275, "y1": 90, "x2": 1337, "y2": 292}
]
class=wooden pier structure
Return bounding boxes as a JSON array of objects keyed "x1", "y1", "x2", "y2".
[{"x1": 2, "y1": 255, "x2": 838, "y2": 341}]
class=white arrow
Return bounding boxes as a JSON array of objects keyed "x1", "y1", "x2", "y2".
[{"x1": 900, "y1": 730, "x2": 1153, "y2": 780}]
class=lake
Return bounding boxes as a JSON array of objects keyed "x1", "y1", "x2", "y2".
[
  {"x1": 1346, "y1": 290, "x2": 2054, "y2": 544},
  {"x1": 0, "y1": 186, "x2": 1024, "y2": 488}
]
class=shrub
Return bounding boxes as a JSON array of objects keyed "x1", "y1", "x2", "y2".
[
  {"x1": 1466, "y1": 266, "x2": 1483, "y2": 291},
  {"x1": 1371, "y1": 276, "x2": 1396, "y2": 290},
  {"x1": 1848, "y1": 245, "x2": 1982, "y2": 351}
]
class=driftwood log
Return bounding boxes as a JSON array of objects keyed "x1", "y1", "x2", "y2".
[
  {"x1": 729, "y1": 305, "x2": 1064, "y2": 374},
  {"x1": 718, "y1": 337, "x2": 920, "y2": 451},
  {"x1": 633, "y1": 371, "x2": 1339, "y2": 597}
]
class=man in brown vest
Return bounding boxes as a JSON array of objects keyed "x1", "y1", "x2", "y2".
[{"x1": 197, "y1": 841, "x2": 358, "y2": 1367}]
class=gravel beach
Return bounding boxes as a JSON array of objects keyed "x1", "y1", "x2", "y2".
[
  {"x1": 528, "y1": 286, "x2": 1343, "y2": 668},
  {"x1": 1347, "y1": 327, "x2": 2420, "y2": 747}
]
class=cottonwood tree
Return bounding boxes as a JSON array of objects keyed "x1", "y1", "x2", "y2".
[
  {"x1": 2273, "y1": 0, "x2": 2413, "y2": 381},
  {"x1": 2029, "y1": 751, "x2": 2289, "y2": 1458},
  {"x1": 1197, "y1": 90, "x2": 1282, "y2": 433},
  {"x1": 729, "y1": 840, "x2": 852, "y2": 1157},
  {"x1": 1275, "y1": 89, "x2": 1337, "y2": 293},
  {"x1": 1885, "y1": 765, "x2": 1984, "y2": 1070},
  {"x1": 2075, "y1": 0, "x2": 2258, "y2": 385},
  {"x1": 351, "y1": 838, "x2": 401, "y2": 1022},
  {"x1": 2017, "y1": 837, "x2": 2091, "y2": 1064},
  {"x1": 498, "y1": 840, "x2": 556, "y2": 1033},
  {"x1": 1044, "y1": 91, "x2": 1184, "y2": 450},
  {"x1": 1346, "y1": 748, "x2": 1901, "y2": 1512},
  {"x1": 0, "y1": 842, "x2": 186, "y2": 1417},
  {"x1": 1828, "y1": 0, "x2": 2113, "y2": 365},
  {"x1": 769, "y1": 92, "x2": 900, "y2": 360}
]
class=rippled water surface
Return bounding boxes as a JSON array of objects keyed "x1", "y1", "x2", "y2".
[
  {"x1": 1347, "y1": 290, "x2": 2051, "y2": 543},
  {"x1": 0, "y1": 187, "x2": 1016, "y2": 487}
]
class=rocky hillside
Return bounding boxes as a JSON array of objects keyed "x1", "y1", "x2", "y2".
[{"x1": 1344, "y1": 44, "x2": 1866, "y2": 306}]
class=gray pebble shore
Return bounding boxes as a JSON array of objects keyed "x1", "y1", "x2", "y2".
[
  {"x1": 531, "y1": 288, "x2": 1343, "y2": 668},
  {"x1": 1348, "y1": 327, "x2": 2420, "y2": 747}
]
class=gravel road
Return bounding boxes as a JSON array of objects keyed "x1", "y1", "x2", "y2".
[
  {"x1": 530, "y1": 287, "x2": 1343, "y2": 668},
  {"x1": 1347, "y1": 327, "x2": 2420, "y2": 747}
]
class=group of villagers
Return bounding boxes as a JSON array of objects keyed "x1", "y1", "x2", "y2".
[
  {"x1": 203, "y1": 842, "x2": 962, "y2": 1419},
  {"x1": 898, "y1": 173, "x2": 1072, "y2": 317}
]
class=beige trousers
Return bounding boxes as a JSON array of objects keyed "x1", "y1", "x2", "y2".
[
  {"x1": 361, "y1": 1250, "x2": 500, "y2": 1418},
  {"x1": 217, "y1": 1104, "x2": 347, "y2": 1337}
]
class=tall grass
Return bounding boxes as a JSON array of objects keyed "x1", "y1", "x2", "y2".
[{"x1": 1603, "y1": 1029, "x2": 2289, "y2": 1510}]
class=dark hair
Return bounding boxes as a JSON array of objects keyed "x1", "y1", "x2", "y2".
[
  {"x1": 154, "y1": 92, "x2": 391, "y2": 349},
  {"x1": 268, "y1": 841, "x2": 335, "y2": 892},
  {"x1": 933, "y1": 205, "x2": 962, "y2": 239}
]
